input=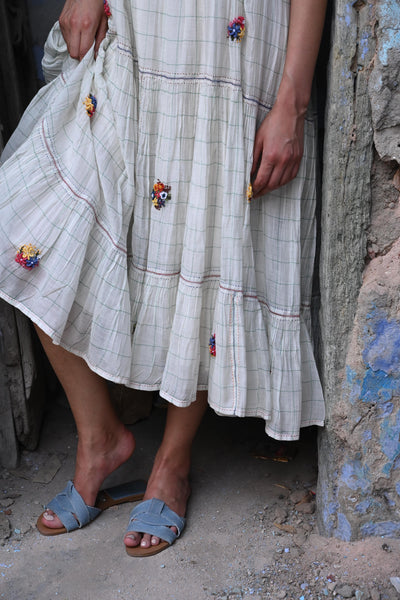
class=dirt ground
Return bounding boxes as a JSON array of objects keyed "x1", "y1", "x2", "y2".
[{"x1": 1, "y1": 396, "x2": 400, "y2": 600}]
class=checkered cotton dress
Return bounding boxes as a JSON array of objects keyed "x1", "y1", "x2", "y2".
[{"x1": 0, "y1": 0, "x2": 325, "y2": 440}]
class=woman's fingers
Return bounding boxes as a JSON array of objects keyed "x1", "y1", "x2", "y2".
[
  {"x1": 59, "y1": 0, "x2": 106, "y2": 60},
  {"x1": 254, "y1": 159, "x2": 300, "y2": 198},
  {"x1": 251, "y1": 106, "x2": 304, "y2": 197}
]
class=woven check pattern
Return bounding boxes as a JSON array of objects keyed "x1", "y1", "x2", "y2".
[{"x1": 0, "y1": 0, "x2": 324, "y2": 440}]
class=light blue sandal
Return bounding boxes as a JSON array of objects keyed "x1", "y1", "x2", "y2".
[
  {"x1": 125, "y1": 498, "x2": 186, "y2": 557},
  {"x1": 37, "y1": 479, "x2": 146, "y2": 536}
]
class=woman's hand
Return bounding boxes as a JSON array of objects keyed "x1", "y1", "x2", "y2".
[
  {"x1": 59, "y1": 0, "x2": 108, "y2": 60},
  {"x1": 250, "y1": 0, "x2": 327, "y2": 198},
  {"x1": 250, "y1": 100, "x2": 305, "y2": 198}
]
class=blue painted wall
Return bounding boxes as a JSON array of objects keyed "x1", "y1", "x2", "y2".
[{"x1": 321, "y1": 307, "x2": 400, "y2": 540}]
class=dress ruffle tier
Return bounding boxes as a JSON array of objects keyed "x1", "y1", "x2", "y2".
[{"x1": 0, "y1": 0, "x2": 325, "y2": 440}]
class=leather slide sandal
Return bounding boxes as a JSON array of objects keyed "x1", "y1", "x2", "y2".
[
  {"x1": 125, "y1": 498, "x2": 186, "y2": 557},
  {"x1": 37, "y1": 479, "x2": 147, "y2": 536}
]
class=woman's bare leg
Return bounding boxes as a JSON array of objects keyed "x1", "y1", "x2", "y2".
[
  {"x1": 124, "y1": 391, "x2": 208, "y2": 550},
  {"x1": 35, "y1": 326, "x2": 135, "y2": 529}
]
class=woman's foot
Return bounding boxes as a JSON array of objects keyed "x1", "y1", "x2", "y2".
[
  {"x1": 41, "y1": 424, "x2": 135, "y2": 530},
  {"x1": 123, "y1": 449, "x2": 191, "y2": 550},
  {"x1": 123, "y1": 393, "x2": 208, "y2": 552}
]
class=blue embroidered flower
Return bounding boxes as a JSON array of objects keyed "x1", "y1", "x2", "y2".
[
  {"x1": 209, "y1": 333, "x2": 216, "y2": 357},
  {"x1": 227, "y1": 16, "x2": 245, "y2": 42}
]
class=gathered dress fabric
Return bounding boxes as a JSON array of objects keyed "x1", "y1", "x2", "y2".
[{"x1": 0, "y1": 0, "x2": 325, "y2": 440}]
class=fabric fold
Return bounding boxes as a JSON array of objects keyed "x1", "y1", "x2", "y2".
[{"x1": 0, "y1": 0, "x2": 324, "y2": 440}]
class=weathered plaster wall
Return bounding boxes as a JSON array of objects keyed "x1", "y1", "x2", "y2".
[{"x1": 318, "y1": 0, "x2": 400, "y2": 540}]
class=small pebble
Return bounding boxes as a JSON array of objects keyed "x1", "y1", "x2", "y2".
[
  {"x1": 296, "y1": 502, "x2": 315, "y2": 515},
  {"x1": 390, "y1": 577, "x2": 400, "y2": 593},
  {"x1": 293, "y1": 534, "x2": 307, "y2": 547},
  {"x1": 336, "y1": 583, "x2": 354, "y2": 598},
  {"x1": 369, "y1": 588, "x2": 380, "y2": 600},
  {"x1": 290, "y1": 490, "x2": 307, "y2": 504},
  {"x1": 275, "y1": 507, "x2": 288, "y2": 523}
]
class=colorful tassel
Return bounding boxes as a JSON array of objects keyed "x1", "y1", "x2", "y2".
[
  {"x1": 103, "y1": 0, "x2": 111, "y2": 17},
  {"x1": 15, "y1": 244, "x2": 41, "y2": 270},
  {"x1": 247, "y1": 182, "x2": 253, "y2": 203},
  {"x1": 227, "y1": 16, "x2": 245, "y2": 42},
  {"x1": 209, "y1": 333, "x2": 216, "y2": 357},
  {"x1": 84, "y1": 94, "x2": 97, "y2": 118},
  {"x1": 151, "y1": 180, "x2": 171, "y2": 210}
]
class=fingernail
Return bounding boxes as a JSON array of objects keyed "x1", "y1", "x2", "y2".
[
  {"x1": 140, "y1": 539, "x2": 147, "y2": 547},
  {"x1": 151, "y1": 537, "x2": 158, "y2": 545},
  {"x1": 125, "y1": 534, "x2": 136, "y2": 541},
  {"x1": 43, "y1": 512, "x2": 54, "y2": 521}
]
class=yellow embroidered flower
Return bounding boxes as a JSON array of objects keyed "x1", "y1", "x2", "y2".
[{"x1": 247, "y1": 183, "x2": 253, "y2": 203}]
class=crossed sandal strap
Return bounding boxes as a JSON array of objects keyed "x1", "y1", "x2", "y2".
[
  {"x1": 46, "y1": 480, "x2": 101, "y2": 532},
  {"x1": 125, "y1": 498, "x2": 186, "y2": 545}
]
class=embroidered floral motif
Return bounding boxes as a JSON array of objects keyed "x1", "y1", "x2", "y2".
[
  {"x1": 152, "y1": 180, "x2": 171, "y2": 210},
  {"x1": 227, "y1": 16, "x2": 245, "y2": 42},
  {"x1": 103, "y1": 0, "x2": 111, "y2": 17},
  {"x1": 247, "y1": 182, "x2": 253, "y2": 203},
  {"x1": 84, "y1": 94, "x2": 97, "y2": 118},
  {"x1": 15, "y1": 244, "x2": 41, "y2": 270},
  {"x1": 209, "y1": 333, "x2": 216, "y2": 357}
]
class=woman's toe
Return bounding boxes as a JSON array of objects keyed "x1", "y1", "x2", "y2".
[
  {"x1": 124, "y1": 532, "x2": 141, "y2": 547},
  {"x1": 151, "y1": 535, "x2": 160, "y2": 546},
  {"x1": 42, "y1": 510, "x2": 63, "y2": 529},
  {"x1": 140, "y1": 533, "x2": 152, "y2": 548}
]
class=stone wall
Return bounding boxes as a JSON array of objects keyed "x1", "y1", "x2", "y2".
[{"x1": 317, "y1": 0, "x2": 400, "y2": 540}]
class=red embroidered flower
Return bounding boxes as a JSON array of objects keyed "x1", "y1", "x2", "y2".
[{"x1": 103, "y1": 0, "x2": 111, "y2": 17}]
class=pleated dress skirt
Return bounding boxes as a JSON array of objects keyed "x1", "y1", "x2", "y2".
[{"x1": 0, "y1": 0, "x2": 325, "y2": 440}]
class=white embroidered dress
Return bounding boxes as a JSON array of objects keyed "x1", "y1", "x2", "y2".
[{"x1": 0, "y1": 0, "x2": 325, "y2": 440}]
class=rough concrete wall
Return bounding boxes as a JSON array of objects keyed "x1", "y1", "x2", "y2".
[{"x1": 318, "y1": 0, "x2": 400, "y2": 540}]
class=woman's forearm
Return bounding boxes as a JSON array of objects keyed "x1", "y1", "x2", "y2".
[
  {"x1": 251, "y1": 0, "x2": 327, "y2": 196},
  {"x1": 276, "y1": 0, "x2": 328, "y2": 114}
]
